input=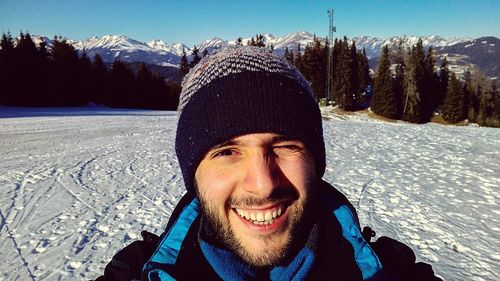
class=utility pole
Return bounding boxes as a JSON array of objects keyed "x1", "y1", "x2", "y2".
[{"x1": 326, "y1": 8, "x2": 336, "y2": 103}]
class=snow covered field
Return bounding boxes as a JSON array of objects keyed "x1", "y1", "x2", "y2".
[{"x1": 0, "y1": 107, "x2": 498, "y2": 281}]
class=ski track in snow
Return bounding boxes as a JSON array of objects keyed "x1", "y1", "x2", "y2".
[{"x1": 0, "y1": 107, "x2": 499, "y2": 281}]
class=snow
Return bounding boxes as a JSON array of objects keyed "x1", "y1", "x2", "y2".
[
  {"x1": 1, "y1": 107, "x2": 499, "y2": 280},
  {"x1": 23, "y1": 33, "x2": 475, "y2": 70},
  {"x1": 147, "y1": 40, "x2": 190, "y2": 56}
]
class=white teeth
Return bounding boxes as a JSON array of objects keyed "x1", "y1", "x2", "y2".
[
  {"x1": 265, "y1": 212, "x2": 272, "y2": 221},
  {"x1": 235, "y1": 205, "x2": 285, "y2": 224},
  {"x1": 256, "y1": 213, "x2": 264, "y2": 222}
]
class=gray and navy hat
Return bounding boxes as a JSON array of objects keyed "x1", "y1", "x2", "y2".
[{"x1": 175, "y1": 46, "x2": 325, "y2": 194}]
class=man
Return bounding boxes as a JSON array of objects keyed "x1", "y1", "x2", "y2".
[{"x1": 98, "y1": 47, "x2": 441, "y2": 280}]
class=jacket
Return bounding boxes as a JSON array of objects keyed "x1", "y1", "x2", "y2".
[{"x1": 96, "y1": 181, "x2": 442, "y2": 281}]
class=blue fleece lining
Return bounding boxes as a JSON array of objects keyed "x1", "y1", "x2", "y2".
[
  {"x1": 148, "y1": 269, "x2": 176, "y2": 281},
  {"x1": 200, "y1": 240, "x2": 256, "y2": 281},
  {"x1": 147, "y1": 198, "x2": 200, "y2": 265},
  {"x1": 270, "y1": 247, "x2": 315, "y2": 281},
  {"x1": 333, "y1": 205, "x2": 382, "y2": 280}
]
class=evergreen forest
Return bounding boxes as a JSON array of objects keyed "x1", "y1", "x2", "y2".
[
  {"x1": 0, "y1": 32, "x2": 181, "y2": 110},
  {"x1": 1, "y1": 32, "x2": 499, "y2": 127}
]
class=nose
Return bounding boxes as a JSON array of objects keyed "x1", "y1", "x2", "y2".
[{"x1": 242, "y1": 152, "x2": 280, "y2": 198}]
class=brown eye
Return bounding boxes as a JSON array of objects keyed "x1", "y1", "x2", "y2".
[{"x1": 213, "y1": 149, "x2": 235, "y2": 158}]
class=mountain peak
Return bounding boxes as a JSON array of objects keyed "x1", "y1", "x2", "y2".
[{"x1": 31, "y1": 33, "x2": 495, "y2": 83}]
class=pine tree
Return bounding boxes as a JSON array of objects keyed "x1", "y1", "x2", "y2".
[
  {"x1": 235, "y1": 37, "x2": 243, "y2": 46},
  {"x1": 0, "y1": 32, "x2": 14, "y2": 54},
  {"x1": 78, "y1": 51, "x2": 93, "y2": 105},
  {"x1": 110, "y1": 59, "x2": 136, "y2": 108},
  {"x1": 179, "y1": 49, "x2": 189, "y2": 77},
  {"x1": 137, "y1": 62, "x2": 153, "y2": 108},
  {"x1": 284, "y1": 47, "x2": 292, "y2": 64},
  {"x1": 436, "y1": 57, "x2": 449, "y2": 112},
  {"x1": 422, "y1": 47, "x2": 438, "y2": 121},
  {"x1": 332, "y1": 38, "x2": 349, "y2": 104},
  {"x1": 402, "y1": 39, "x2": 426, "y2": 123},
  {"x1": 15, "y1": 32, "x2": 41, "y2": 105},
  {"x1": 476, "y1": 84, "x2": 487, "y2": 125},
  {"x1": 349, "y1": 41, "x2": 360, "y2": 109},
  {"x1": 92, "y1": 53, "x2": 109, "y2": 105},
  {"x1": 255, "y1": 34, "x2": 265, "y2": 47},
  {"x1": 202, "y1": 48, "x2": 209, "y2": 58},
  {"x1": 337, "y1": 37, "x2": 354, "y2": 110},
  {"x1": 294, "y1": 43, "x2": 304, "y2": 71},
  {"x1": 38, "y1": 39, "x2": 49, "y2": 61},
  {"x1": 248, "y1": 37, "x2": 256, "y2": 47},
  {"x1": 0, "y1": 32, "x2": 16, "y2": 105},
  {"x1": 442, "y1": 73, "x2": 466, "y2": 123},
  {"x1": 35, "y1": 38, "x2": 51, "y2": 106},
  {"x1": 150, "y1": 73, "x2": 171, "y2": 110},
  {"x1": 51, "y1": 37, "x2": 81, "y2": 106},
  {"x1": 301, "y1": 41, "x2": 314, "y2": 82},
  {"x1": 488, "y1": 81, "x2": 500, "y2": 127},
  {"x1": 464, "y1": 70, "x2": 476, "y2": 121},
  {"x1": 472, "y1": 69, "x2": 495, "y2": 126},
  {"x1": 330, "y1": 38, "x2": 340, "y2": 103},
  {"x1": 403, "y1": 59, "x2": 418, "y2": 122},
  {"x1": 372, "y1": 45, "x2": 402, "y2": 119},
  {"x1": 393, "y1": 41, "x2": 406, "y2": 117},
  {"x1": 358, "y1": 48, "x2": 370, "y2": 94},
  {"x1": 307, "y1": 37, "x2": 327, "y2": 101},
  {"x1": 190, "y1": 45, "x2": 201, "y2": 68}
]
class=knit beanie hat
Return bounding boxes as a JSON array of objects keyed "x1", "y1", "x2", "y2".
[{"x1": 175, "y1": 46, "x2": 325, "y2": 194}]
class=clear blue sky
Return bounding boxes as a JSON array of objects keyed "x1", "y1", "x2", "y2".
[{"x1": 1, "y1": 0, "x2": 499, "y2": 46}]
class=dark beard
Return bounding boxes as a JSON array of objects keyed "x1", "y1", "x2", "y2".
[{"x1": 197, "y1": 182, "x2": 318, "y2": 268}]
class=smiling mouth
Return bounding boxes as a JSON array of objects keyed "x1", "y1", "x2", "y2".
[{"x1": 234, "y1": 204, "x2": 286, "y2": 225}]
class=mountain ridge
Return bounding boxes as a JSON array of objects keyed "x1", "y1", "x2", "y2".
[{"x1": 22, "y1": 32, "x2": 499, "y2": 83}]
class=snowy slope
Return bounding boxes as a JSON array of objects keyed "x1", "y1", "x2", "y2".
[{"x1": 0, "y1": 107, "x2": 499, "y2": 280}]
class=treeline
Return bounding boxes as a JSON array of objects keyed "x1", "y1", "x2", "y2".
[
  {"x1": 371, "y1": 39, "x2": 499, "y2": 126},
  {"x1": 2, "y1": 31, "x2": 498, "y2": 126},
  {"x1": 250, "y1": 33, "x2": 499, "y2": 127},
  {"x1": 290, "y1": 36, "x2": 371, "y2": 111},
  {"x1": 236, "y1": 34, "x2": 371, "y2": 111},
  {"x1": 0, "y1": 32, "x2": 181, "y2": 109}
]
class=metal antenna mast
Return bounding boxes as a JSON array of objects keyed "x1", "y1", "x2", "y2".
[{"x1": 326, "y1": 9, "x2": 336, "y2": 103}]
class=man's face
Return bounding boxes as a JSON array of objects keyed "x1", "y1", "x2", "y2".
[{"x1": 195, "y1": 133, "x2": 317, "y2": 267}]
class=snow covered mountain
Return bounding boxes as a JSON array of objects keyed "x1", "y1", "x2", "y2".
[
  {"x1": 227, "y1": 31, "x2": 315, "y2": 52},
  {"x1": 15, "y1": 35, "x2": 188, "y2": 67},
  {"x1": 350, "y1": 35, "x2": 471, "y2": 59},
  {"x1": 437, "y1": 36, "x2": 499, "y2": 81},
  {"x1": 25, "y1": 32, "x2": 498, "y2": 82},
  {"x1": 72, "y1": 35, "x2": 188, "y2": 67},
  {"x1": 196, "y1": 37, "x2": 229, "y2": 55},
  {"x1": 146, "y1": 39, "x2": 189, "y2": 56}
]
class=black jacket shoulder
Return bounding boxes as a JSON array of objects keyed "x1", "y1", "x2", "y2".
[{"x1": 95, "y1": 192, "x2": 196, "y2": 281}]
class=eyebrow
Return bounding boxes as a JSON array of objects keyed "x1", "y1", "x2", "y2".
[{"x1": 209, "y1": 135, "x2": 299, "y2": 151}]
